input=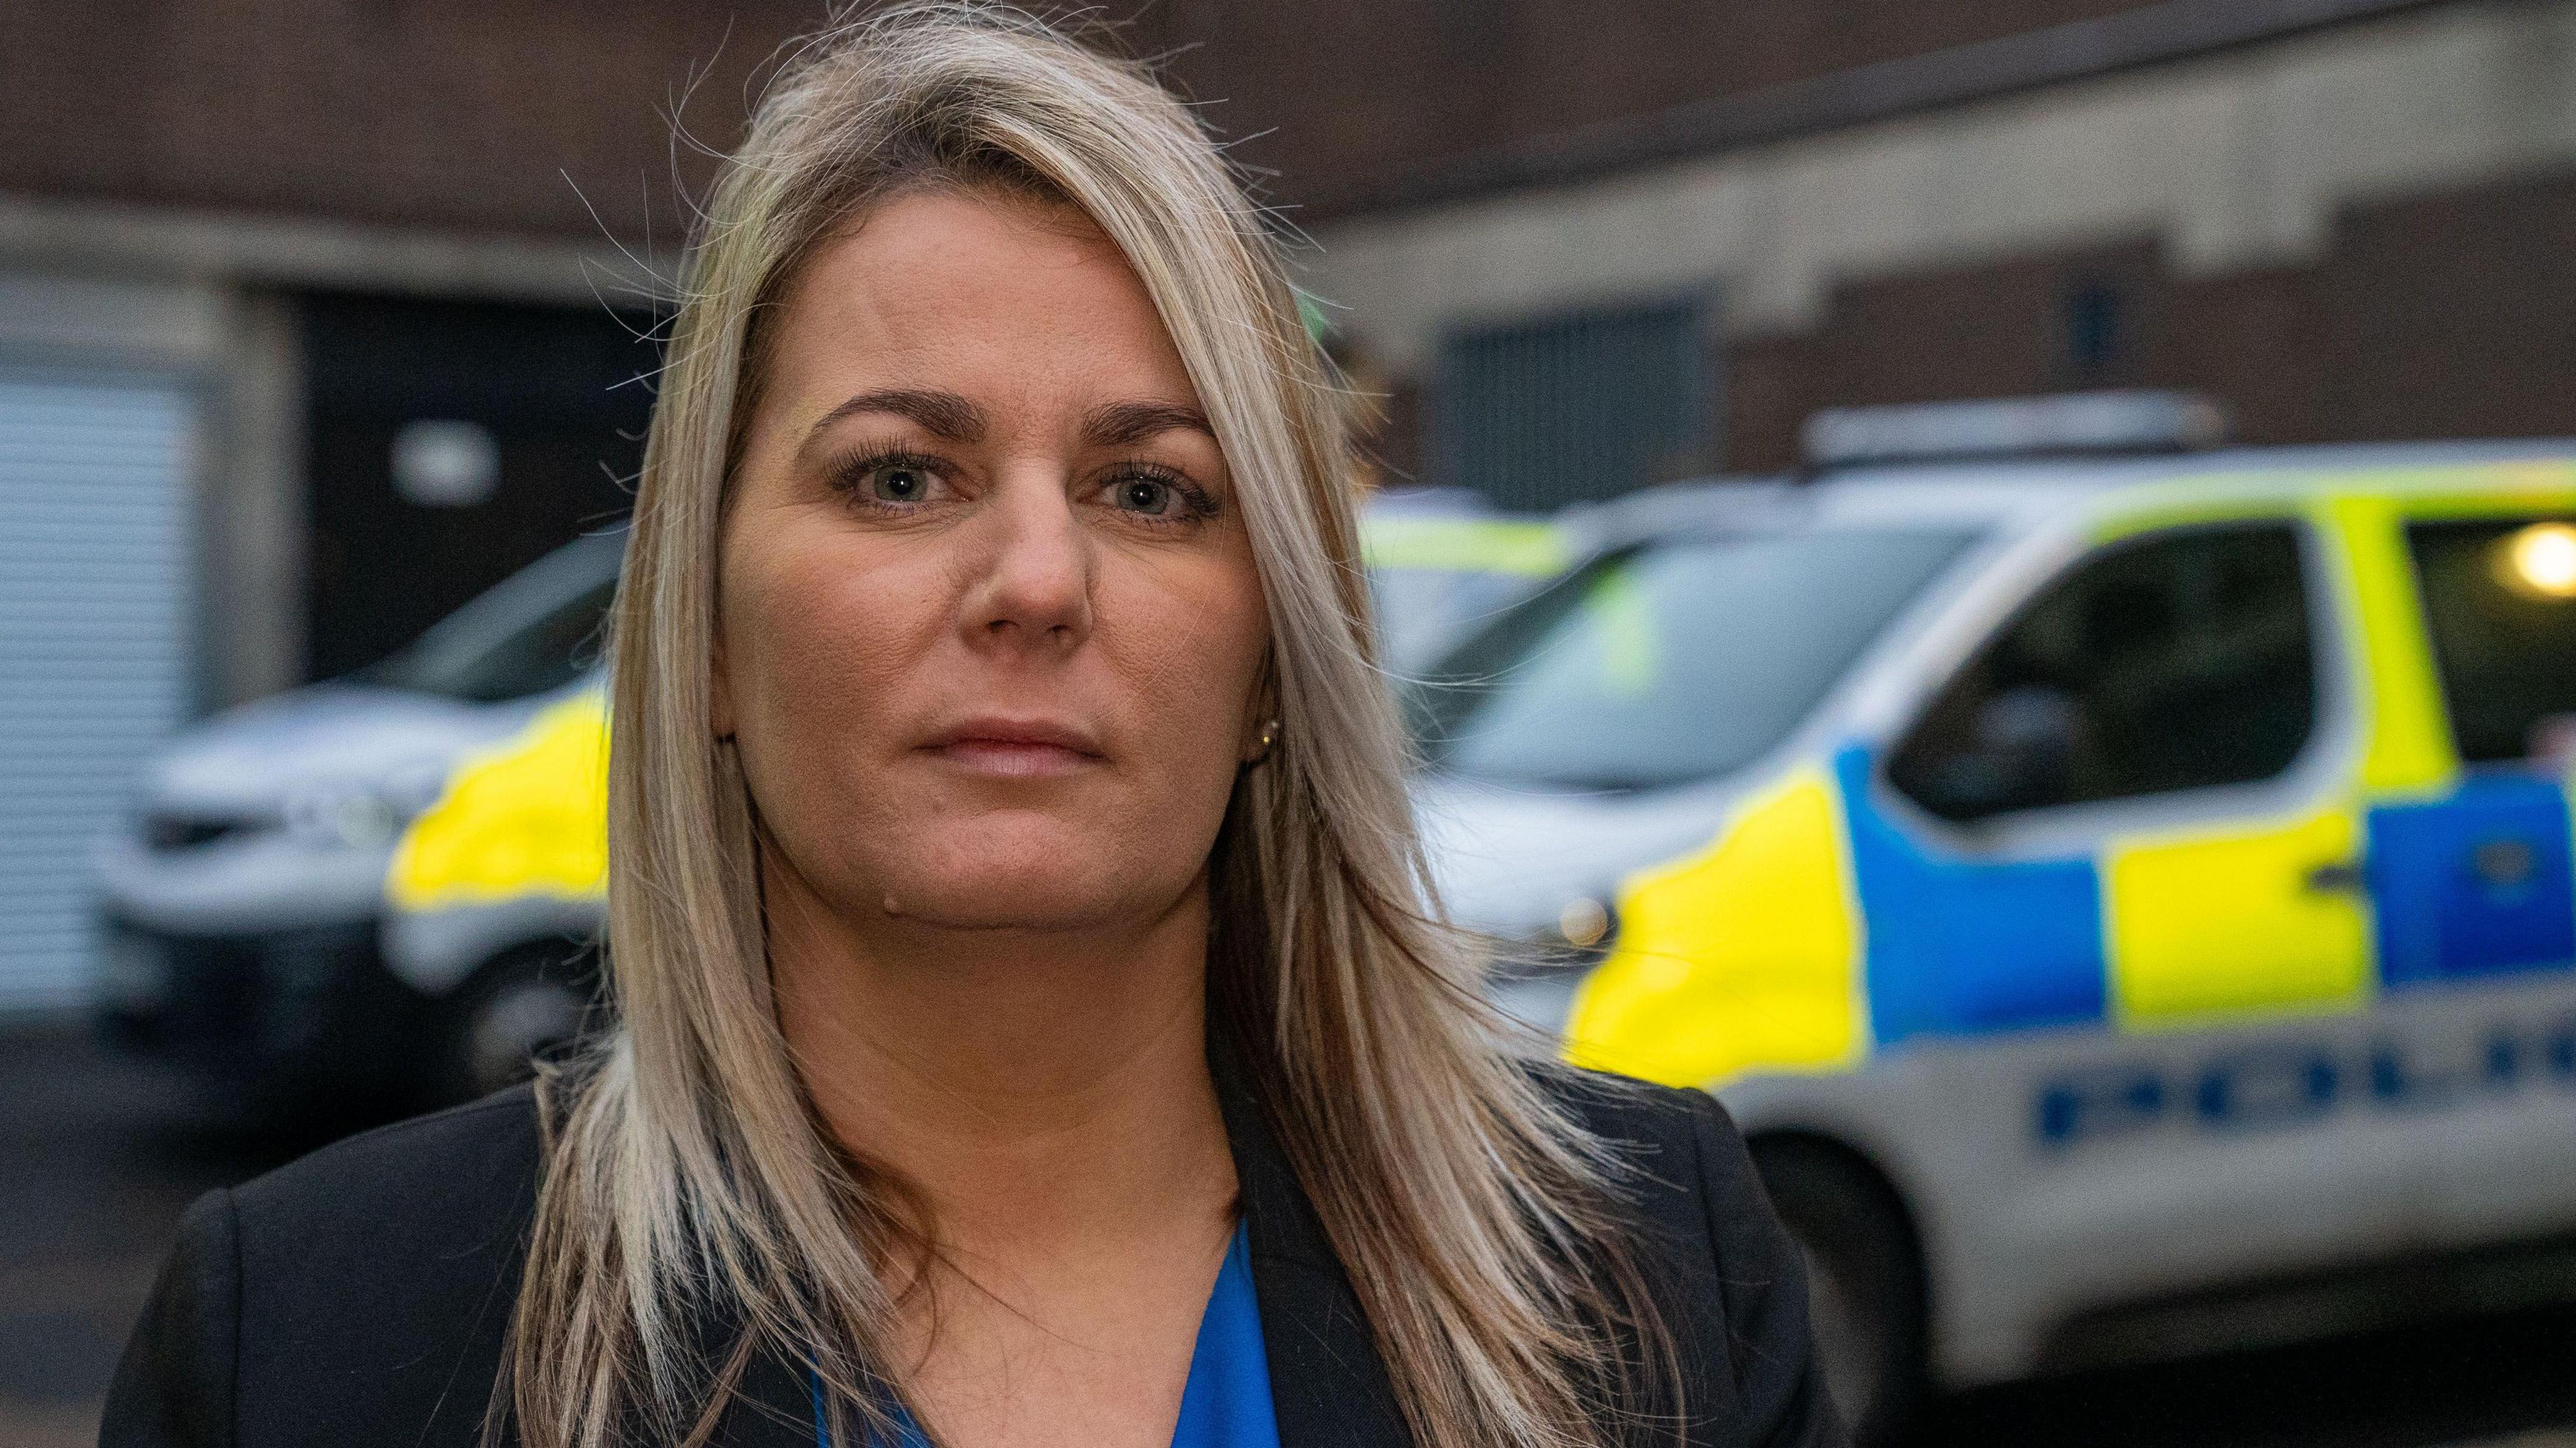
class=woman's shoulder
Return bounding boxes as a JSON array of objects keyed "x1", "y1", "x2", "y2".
[
  {"x1": 1525, "y1": 1064, "x2": 1786, "y2": 1266},
  {"x1": 219, "y1": 1080, "x2": 547, "y2": 1353},
  {"x1": 1529, "y1": 1066, "x2": 1845, "y2": 1445},
  {"x1": 101, "y1": 1084, "x2": 545, "y2": 1448},
  {"x1": 229, "y1": 1079, "x2": 547, "y2": 1239},
  {"x1": 1530, "y1": 1064, "x2": 1756, "y2": 1209}
]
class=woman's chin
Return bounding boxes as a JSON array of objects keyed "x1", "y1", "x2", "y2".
[{"x1": 868, "y1": 853, "x2": 1189, "y2": 934}]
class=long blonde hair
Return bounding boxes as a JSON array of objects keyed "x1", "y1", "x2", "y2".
[{"x1": 506, "y1": 7, "x2": 1675, "y2": 1447}]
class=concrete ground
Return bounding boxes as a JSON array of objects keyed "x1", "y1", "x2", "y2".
[
  {"x1": 1, "y1": 1024, "x2": 307, "y2": 1448},
  {"x1": 8, "y1": 1019, "x2": 2576, "y2": 1448}
]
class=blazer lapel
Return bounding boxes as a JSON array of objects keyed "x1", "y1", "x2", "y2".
[{"x1": 1210, "y1": 1030, "x2": 1413, "y2": 1448}]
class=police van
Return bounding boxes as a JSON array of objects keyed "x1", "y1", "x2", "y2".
[
  {"x1": 93, "y1": 531, "x2": 623, "y2": 1106},
  {"x1": 1409, "y1": 397, "x2": 2576, "y2": 1437}
]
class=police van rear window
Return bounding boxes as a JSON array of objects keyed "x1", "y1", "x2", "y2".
[{"x1": 2407, "y1": 516, "x2": 2576, "y2": 765}]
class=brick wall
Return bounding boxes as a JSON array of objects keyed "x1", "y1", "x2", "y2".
[
  {"x1": 0, "y1": 0, "x2": 816, "y2": 240},
  {"x1": 0, "y1": 0, "x2": 2175, "y2": 241},
  {"x1": 1142, "y1": 0, "x2": 2171, "y2": 216},
  {"x1": 1715, "y1": 168, "x2": 2576, "y2": 472}
]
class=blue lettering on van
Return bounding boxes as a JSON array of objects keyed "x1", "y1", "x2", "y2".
[
  {"x1": 2035, "y1": 1013, "x2": 2576, "y2": 1148},
  {"x1": 2034, "y1": 1065, "x2": 2163, "y2": 1146},
  {"x1": 2193, "y1": 1044, "x2": 2337, "y2": 1129}
]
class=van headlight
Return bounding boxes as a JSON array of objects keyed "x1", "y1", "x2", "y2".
[
  {"x1": 284, "y1": 787, "x2": 405, "y2": 848},
  {"x1": 1487, "y1": 899, "x2": 1618, "y2": 1036},
  {"x1": 1488, "y1": 896, "x2": 1619, "y2": 984},
  {"x1": 284, "y1": 765, "x2": 448, "y2": 850},
  {"x1": 1556, "y1": 895, "x2": 1615, "y2": 953}
]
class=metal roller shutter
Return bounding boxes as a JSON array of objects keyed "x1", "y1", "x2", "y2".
[
  {"x1": 1433, "y1": 299, "x2": 1711, "y2": 512},
  {"x1": 0, "y1": 369, "x2": 195, "y2": 1011}
]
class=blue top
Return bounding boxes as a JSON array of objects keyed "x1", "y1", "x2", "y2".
[
  {"x1": 813, "y1": 1220, "x2": 1280, "y2": 1448},
  {"x1": 1169, "y1": 1220, "x2": 1281, "y2": 1448}
]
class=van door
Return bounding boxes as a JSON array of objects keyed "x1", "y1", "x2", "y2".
[
  {"x1": 2373, "y1": 514, "x2": 2576, "y2": 986},
  {"x1": 1870, "y1": 516, "x2": 2398, "y2": 1339},
  {"x1": 1878, "y1": 518, "x2": 2368, "y2": 1039},
  {"x1": 2371, "y1": 509, "x2": 2576, "y2": 1247}
]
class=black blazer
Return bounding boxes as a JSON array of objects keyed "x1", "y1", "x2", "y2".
[{"x1": 102, "y1": 1052, "x2": 1843, "y2": 1448}]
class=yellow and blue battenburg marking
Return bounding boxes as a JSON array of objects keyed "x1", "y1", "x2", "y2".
[
  {"x1": 1569, "y1": 468, "x2": 2576, "y2": 1089},
  {"x1": 2102, "y1": 805, "x2": 2370, "y2": 1024},
  {"x1": 1565, "y1": 766, "x2": 1867, "y2": 1087},
  {"x1": 386, "y1": 689, "x2": 611, "y2": 913},
  {"x1": 1572, "y1": 746, "x2": 2576, "y2": 1089}
]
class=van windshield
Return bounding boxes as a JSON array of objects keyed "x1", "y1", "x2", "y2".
[
  {"x1": 1411, "y1": 527, "x2": 1976, "y2": 791},
  {"x1": 360, "y1": 535, "x2": 622, "y2": 704}
]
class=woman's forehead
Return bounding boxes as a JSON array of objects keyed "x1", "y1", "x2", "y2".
[{"x1": 763, "y1": 190, "x2": 1203, "y2": 429}]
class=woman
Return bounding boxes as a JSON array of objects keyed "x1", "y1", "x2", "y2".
[{"x1": 103, "y1": 8, "x2": 1841, "y2": 1447}]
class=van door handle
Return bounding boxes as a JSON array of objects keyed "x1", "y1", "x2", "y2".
[{"x1": 2304, "y1": 860, "x2": 2369, "y2": 895}]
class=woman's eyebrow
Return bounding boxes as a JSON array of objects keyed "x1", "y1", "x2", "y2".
[
  {"x1": 808, "y1": 388, "x2": 989, "y2": 443},
  {"x1": 1083, "y1": 400, "x2": 1214, "y2": 448}
]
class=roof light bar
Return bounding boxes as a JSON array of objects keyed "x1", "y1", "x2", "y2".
[{"x1": 1801, "y1": 390, "x2": 2231, "y2": 472}]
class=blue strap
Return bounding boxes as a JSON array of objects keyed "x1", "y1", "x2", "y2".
[{"x1": 812, "y1": 1221, "x2": 1277, "y2": 1447}]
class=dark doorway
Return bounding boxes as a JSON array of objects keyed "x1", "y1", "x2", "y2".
[{"x1": 301, "y1": 294, "x2": 655, "y2": 682}]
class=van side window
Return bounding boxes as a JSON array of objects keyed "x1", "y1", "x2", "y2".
[
  {"x1": 1888, "y1": 523, "x2": 2316, "y2": 822},
  {"x1": 2406, "y1": 516, "x2": 2576, "y2": 765}
]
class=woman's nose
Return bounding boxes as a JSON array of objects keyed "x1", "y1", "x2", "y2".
[{"x1": 961, "y1": 469, "x2": 1093, "y2": 651}]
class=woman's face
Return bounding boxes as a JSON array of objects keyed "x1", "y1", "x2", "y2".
[{"x1": 718, "y1": 189, "x2": 1271, "y2": 939}]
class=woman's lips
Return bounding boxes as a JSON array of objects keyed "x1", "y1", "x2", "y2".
[
  {"x1": 919, "y1": 718, "x2": 1106, "y2": 778},
  {"x1": 930, "y1": 737, "x2": 1099, "y2": 777}
]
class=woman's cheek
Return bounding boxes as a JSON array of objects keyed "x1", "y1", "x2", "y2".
[{"x1": 729, "y1": 543, "x2": 885, "y2": 790}]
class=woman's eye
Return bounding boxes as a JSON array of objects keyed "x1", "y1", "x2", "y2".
[
  {"x1": 1113, "y1": 476, "x2": 1175, "y2": 514},
  {"x1": 869, "y1": 462, "x2": 935, "y2": 503}
]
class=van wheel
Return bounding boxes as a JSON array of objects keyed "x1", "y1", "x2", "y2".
[
  {"x1": 1750, "y1": 1136, "x2": 1927, "y2": 1445},
  {"x1": 437, "y1": 948, "x2": 594, "y2": 1104}
]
